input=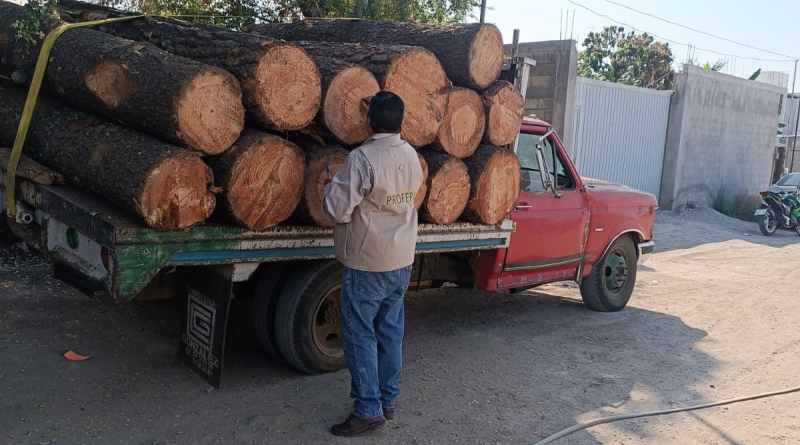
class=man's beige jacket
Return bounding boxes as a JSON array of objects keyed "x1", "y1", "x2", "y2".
[{"x1": 323, "y1": 133, "x2": 424, "y2": 272}]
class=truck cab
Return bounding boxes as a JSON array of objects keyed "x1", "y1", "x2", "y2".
[{"x1": 473, "y1": 117, "x2": 657, "y2": 309}]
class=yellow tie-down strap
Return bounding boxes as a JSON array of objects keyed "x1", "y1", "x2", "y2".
[{"x1": 4, "y1": 15, "x2": 144, "y2": 218}]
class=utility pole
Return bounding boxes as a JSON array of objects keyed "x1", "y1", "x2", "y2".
[
  {"x1": 479, "y1": 0, "x2": 487, "y2": 23},
  {"x1": 792, "y1": 59, "x2": 800, "y2": 172}
]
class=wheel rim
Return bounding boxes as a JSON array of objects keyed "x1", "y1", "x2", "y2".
[
  {"x1": 765, "y1": 212, "x2": 777, "y2": 233},
  {"x1": 602, "y1": 249, "x2": 630, "y2": 294},
  {"x1": 311, "y1": 285, "x2": 343, "y2": 359}
]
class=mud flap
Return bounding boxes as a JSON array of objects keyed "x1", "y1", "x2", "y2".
[{"x1": 179, "y1": 265, "x2": 233, "y2": 388}]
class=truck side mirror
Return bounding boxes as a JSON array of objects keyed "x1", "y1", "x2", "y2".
[{"x1": 535, "y1": 145, "x2": 553, "y2": 193}]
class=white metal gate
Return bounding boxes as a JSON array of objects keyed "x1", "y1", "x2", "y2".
[{"x1": 570, "y1": 77, "x2": 672, "y2": 197}]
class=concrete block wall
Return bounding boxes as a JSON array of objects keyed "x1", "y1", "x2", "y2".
[
  {"x1": 660, "y1": 64, "x2": 783, "y2": 216},
  {"x1": 505, "y1": 40, "x2": 577, "y2": 148}
]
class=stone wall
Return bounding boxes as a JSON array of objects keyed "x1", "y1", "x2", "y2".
[
  {"x1": 660, "y1": 64, "x2": 783, "y2": 216},
  {"x1": 505, "y1": 40, "x2": 577, "y2": 148}
]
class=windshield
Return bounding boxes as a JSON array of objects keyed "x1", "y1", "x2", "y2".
[{"x1": 777, "y1": 174, "x2": 800, "y2": 187}]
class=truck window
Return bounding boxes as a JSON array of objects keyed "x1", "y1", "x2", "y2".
[{"x1": 517, "y1": 133, "x2": 574, "y2": 192}]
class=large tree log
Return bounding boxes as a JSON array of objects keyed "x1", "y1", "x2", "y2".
[
  {"x1": 0, "y1": 83, "x2": 215, "y2": 229},
  {"x1": 311, "y1": 56, "x2": 380, "y2": 145},
  {"x1": 434, "y1": 87, "x2": 485, "y2": 158},
  {"x1": 462, "y1": 146, "x2": 521, "y2": 225},
  {"x1": 0, "y1": 147, "x2": 64, "y2": 185},
  {"x1": 482, "y1": 81, "x2": 524, "y2": 147},
  {"x1": 284, "y1": 41, "x2": 449, "y2": 147},
  {"x1": 0, "y1": 3, "x2": 245, "y2": 154},
  {"x1": 211, "y1": 131, "x2": 305, "y2": 231},
  {"x1": 418, "y1": 149, "x2": 470, "y2": 225},
  {"x1": 288, "y1": 134, "x2": 349, "y2": 227},
  {"x1": 58, "y1": 2, "x2": 321, "y2": 132},
  {"x1": 249, "y1": 19, "x2": 504, "y2": 90}
]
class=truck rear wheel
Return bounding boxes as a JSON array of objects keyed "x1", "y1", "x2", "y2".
[
  {"x1": 274, "y1": 260, "x2": 345, "y2": 374},
  {"x1": 252, "y1": 264, "x2": 288, "y2": 359},
  {"x1": 580, "y1": 236, "x2": 637, "y2": 312}
]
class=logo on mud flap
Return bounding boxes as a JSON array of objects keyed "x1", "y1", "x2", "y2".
[{"x1": 183, "y1": 290, "x2": 220, "y2": 376}]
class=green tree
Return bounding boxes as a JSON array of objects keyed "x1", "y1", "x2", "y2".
[
  {"x1": 578, "y1": 26, "x2": 674, "y2": 90},
  {"x1": 94, "y1": 0, "x2": 479, "y2": 28}
]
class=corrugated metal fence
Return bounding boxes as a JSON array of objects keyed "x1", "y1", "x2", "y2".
[{"x1": 570, "y1": 78, "x2": 673, "y2": 197}]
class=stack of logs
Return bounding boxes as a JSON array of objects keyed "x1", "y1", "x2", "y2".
[{"x1": 0, "y1": 0, "x2": 524, "y2": 231}]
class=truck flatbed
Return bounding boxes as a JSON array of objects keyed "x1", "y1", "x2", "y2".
[{"x1": 5, "y1": 177, "x2": 513, "y2": 303}]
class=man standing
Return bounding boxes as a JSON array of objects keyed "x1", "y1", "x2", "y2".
[{"x1": 323, "y1": 91, "x2": 423, "y2": 437}]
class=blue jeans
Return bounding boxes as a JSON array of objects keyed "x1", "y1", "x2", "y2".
[{"x1": 340, "y1": 266, "x2": 412, "y2": 419}]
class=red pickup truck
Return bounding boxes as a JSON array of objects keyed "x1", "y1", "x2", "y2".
[
  {"x1": 249, "y1": 117, "x2": 657, "y2": 375},
  {"x1": 5, "y1": 116, "x2": 656, "y2": 384}
]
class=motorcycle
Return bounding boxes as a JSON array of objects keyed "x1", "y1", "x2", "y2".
[{"x1": 755, "y1": 188, "x2": 800, "y2": 236}]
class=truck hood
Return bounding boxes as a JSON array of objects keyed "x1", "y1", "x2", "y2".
[
  {"x1": 581, "y1": 177, "x2": 657, "y2": 208},
  {"x1": 582, "y1": 177, "x2": 634, "y2": 192}
]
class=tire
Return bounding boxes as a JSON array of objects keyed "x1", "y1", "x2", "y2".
[
  {"x1": 758, "y1": 209, "x2": 777, "y2": 236},
  {"x1": 252, "y1": 263, "x2": 288, "y2": 359},
  {"x1": 580, "y1": 236, "x2": 638, "y2": 312},
  {"x1": 273, "y1": 260, "x2": 345, "y2": 374}
]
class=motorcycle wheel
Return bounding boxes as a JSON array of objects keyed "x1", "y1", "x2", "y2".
[{"x1": 758, "y1": 210, "x2": 778, "y2": 236}]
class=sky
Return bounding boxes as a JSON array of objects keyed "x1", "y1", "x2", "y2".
[{"x1": 475, "y1": 0, "x2": 800, "y2": 90}]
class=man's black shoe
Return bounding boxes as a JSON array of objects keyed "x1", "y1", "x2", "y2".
[
  {"x1": 330, "y1": 414, "x2": 386, "y2": 437},
  {"x1": 383, "y1": 407, "x2": 395, "y2": 420}
]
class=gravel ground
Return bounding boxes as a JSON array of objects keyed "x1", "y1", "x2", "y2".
[{"x1": 1, "y1": 209, "x2": 799, "y2": 444}]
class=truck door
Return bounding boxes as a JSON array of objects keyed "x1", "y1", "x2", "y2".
[{"x1": 499, "y1": 130, "x2": 589, "y2": 289}]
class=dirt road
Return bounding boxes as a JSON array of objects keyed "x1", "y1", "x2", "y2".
[{"x1": 2, "y1": 209, "x2": 799, "y2": 444}]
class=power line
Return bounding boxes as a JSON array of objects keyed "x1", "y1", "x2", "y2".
[
  {"x1": 567, "y1": 0, "x2": 796, "y2": 63},
  {"x1": 600, "y1": 0, "x2": 797, "y2": 60}
]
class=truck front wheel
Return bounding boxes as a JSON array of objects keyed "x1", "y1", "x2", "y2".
[
  {"x1": 580, "y1": 236, "x2": 638, "y2": 312},
  {"x1": 274, "y1": 261, "x2": 345, "y2": 374}
]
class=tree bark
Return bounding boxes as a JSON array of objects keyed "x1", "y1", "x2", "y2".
[
  {"x1": 311, "y1": 55, "x2": 379, "y2": 146},
  {"x1": 482, "y1": 81, "x2": 524, "y2": 147},
  {"x1": 418, "y1": 149, "x2": 470, "y2": 225},
  {"x1": 287, "y1": 40, "x2": 449, "y2": 147},
  {"x1": 210, "y1": 131, "x2": 305, "y2": 231},
  {"x1": 1, "y1": 2, "x2": 245, "y2": 154},
  {"x1": 58, "y1": 1, "x2": 321, "y2": 131},
  {"x1": 462, "y1": 145, "x2": 521, "y2": 225},
  {"x1": 288, "y1": 133, "x2": 349, "y2": 227},
  {"x1": 249, "y1": 19, "x2": 504, "y2": 90},
  {"x1": 0, "y1": 1, "x2": 39, "y2": 81},
  {"x1": 0, "y1": 83, "x2": 216, "y2": 229},
  {"x1": 0, "y1": 147, "x2": 64, "y2": 185},
  {"x1": 433, "y1": 87, "x2": 485, "y2": 158}
]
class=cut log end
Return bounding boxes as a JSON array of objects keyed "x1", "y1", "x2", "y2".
[
  {"x1": 414, "y1": 153, "x2": 429, "y2": 210},
  {"x1": 137, "y1": 152, "x2": 216, "y2": 230},
  {"x1": 303, "y1": 146, "x2": 348, "y2": 227},
  {"x1": 483, "y1": 81, "x2": 524, "y2": 147},
  {"x1": 436, "y1": 88, "x2": 485, "y2": 158},
  {"x1": 384, "y1": 48, "x2": 449, "y2": 147},
  {"x1": 226, "y1": 134, "x2": 305, "y2": 231},
  {"x1": 323, "y1": 66, "x2": 380, "y2": 145},
  {"x1": 255, "y1": 44, "x2": 322, "y2": 131},
  {"x1": 176, "y1": 70, "x2": 246, "y2": 155},
  {"x1": 469, "y1": 25, "x2": 505, "y2": 89},
  {"x1": 465, "y1": 146, "x2": 521, "y2": 225},
  {"x1": 84, "y1": 61, "x2": 136, "y2": 109},
  {"x1": 422, "y1": 156, "x2": 470, "y2": 225}
]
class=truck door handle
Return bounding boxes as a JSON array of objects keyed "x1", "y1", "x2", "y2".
[{"x1": 515, "y1": 202, "x2": 533, "y2": 210}]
